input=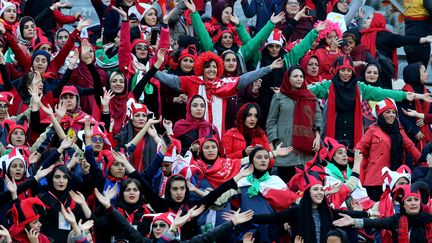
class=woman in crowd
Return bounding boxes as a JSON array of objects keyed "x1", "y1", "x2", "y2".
[
  {"x1": 300, "y1": 54, "x2": 322, "y2": 84},
  {"x1": 359, "y1": 62, "x2": 383, "y2": 129}
]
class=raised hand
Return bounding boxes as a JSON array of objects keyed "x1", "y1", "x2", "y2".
[
  {"x1": 315, "y1": 21, "x2": 329, "y2": 32},
  {"x1": 103, "y1": 183, "x2": 118, "y2": 201},
  {"x1": 294, "y1": 235, "x2": 304, "y2": 243},
  {"x1": 61, "y1": 205, "x2": 77, "y2": 224},
  {"x1": 29, "y1": 87, "x2": 42, "y2": 106},
  {"x1": 112, "y1": 6, "x2": 127, "y2": 20},
  {"x1": 234, "y1": 164, "x2": 254, "y2": 182},
  {"x1": 252, "y1": 79, "x2": 262, "y2": 93},
  {"x1": 326, "y1": 182, "x2": 342, "y2": 195},
  {"x1": 183, "y1": 0, "x2": 196, "y2": 12},
  {"x1": 243, "y1": 232, "x2": 255, "y2": 243},
  {"x1": 68, "y1": 49, "x2": 80, "y2": 69},
  {"x1": 78, "y1": 219, "x2": 94, "y2": 232},
  {"x1": 188, "y1": 204, "x2": 205, "y2": 218},
  {"x1": 70, "y1": 191, "x2": 87, "y2": 205},
  {"x1": 157, "y1": 48, "x2": 167, "y2": 63},
  {"x1": 0, "y1": 225, "x2": 11, "y2": 240},
  {"x1": 270, "y1": 57, "x2": 284, "y2": 70},
  {"x1": 229, "y1": 13, "x2": 240, "y2": 25},
  {"x1": 55, "y1": 100, "x2": 68, "y2": 118},
  {"x1": 294, "y1": 6, "x2": 309, "y2": 21},
  {"x1": 95, "y1": 188, "x2": 111, "y2": 209},
  {"x1": 270, "y1": 12, "x2": 285, "y2": 24},
  {"x1": 84, "y1": 115, "x2": 93, "y2": 138},
  {"x1": 100, "y1": 88, "x2": 115, "y2": 110},
  {"x1": 34, "y1": 164, "x2": 55, "y2": 181},
  {"x1": 332, "y1": 213, "x2": 354, "y2": 227},
  {"x1": 77, "y1": 19, "x2": 92, "y2": 31},
  {"x1": 59, "y1": 136, "x2": 74, "y2": 152},
  {"x1": 222, "y1": 209, "x2": 254, "y2": 226},
  {"x1": 5, "y1": 175, "x2": 17, "y2": 195}
]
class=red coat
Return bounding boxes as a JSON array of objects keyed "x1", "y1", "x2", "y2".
[
  {"x1": 355, "y1": 124, "x2": 421, "y2": 186},
  {"x1": 221, "y1": 128, "x2": 270, "y2": 159}
]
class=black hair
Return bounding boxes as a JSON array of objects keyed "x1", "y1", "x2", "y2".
[
  {"x1": 164, "y1": 175, "x2": 190, "y2": 209},
  {"x1": 241, "y1": 103, "x2": 261, "y2": 124},
  {"x1": 326, "y1": 228, "x2": 348, "y2": 243},
  {"x1": 118, "y1": 178, "x2": 144, "y2": 206}
]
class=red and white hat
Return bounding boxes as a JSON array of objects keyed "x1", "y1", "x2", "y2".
[
  {"x1": 163, "y1": 138, "x2": 182, "y2": 163},
  {"x1": 171, "y1": 151, "x2": 203, "y2": 181},
  {"x1": 373, "y1": 98, "x2": 397, "y2": 118},
  {"x1": 323, "y1": 137, "x2": 346, "y2": 161},
  {"x1": 0, "y1": 0, "x2": 16, "y2": 17},
  {"x1": 265, "y1": 29, "x2": 285, "y2": 47},
  {"x1": 126, "y1": 98, "x2": 149, "y2": 119},
  {"x1": 0, "y1": 147, "x2": 29, "y2": 178},
  {"x1": 128, "y1": 1, "x2": 155, "y2": 23},
  {"x1": 393, "y1": 182, "x2": 430, "y2": 204},
  {"x1": 382, "y1": 165, "x2": 411, "y2": 191},
  {"x1": 3, "y1": 119, "x2": 28, "y2": 144},
  {"x1": 146, "y1": 212, "x2": 176, "y2": 237},
  {"x1": 0, "y1": 91, "x2": 14, "y2": 105}
]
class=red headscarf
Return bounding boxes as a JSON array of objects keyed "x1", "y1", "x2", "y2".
[
  {"x1": 360, "y1": 13, "x2": 398, "y2": 78},
  {"x1": 235, "y1": 103, "x2": 265, "y2": 137},
  {"x1": 173, "y1": 95, "x2": 214, "y2": 138},
  {"x1": 280, "y1": 67, "x2": 317, "y2": 154},
  {"x1": 299, "y1": 54, "x2": 322, "y2": 84}
]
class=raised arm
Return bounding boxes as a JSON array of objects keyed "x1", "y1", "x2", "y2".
[
  {"x1": 187, "y1": 1, "x2": 214, "y2": 51},
  {"x1": 237, "y1": 58, "x2": 283, "y2": 90}
]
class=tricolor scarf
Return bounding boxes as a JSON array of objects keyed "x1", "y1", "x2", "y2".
[
  {"x1": 402, "y1": 84, "x2": 431, "y2": 151},
  {"x1": 246, "y1": 172, "x2": 270, "y2": 197},
  {"x1": 280, "y1": 71, "x2": 317, "y2": 153},
  {"x1": 326, "y1": 162, "x2": 351, "y2": 182},
  {"x1": 194, "y1": 157, "x2": 241, "y2": 188},
  {"x1": 326, "y1": 83, "x2": 363, "y2": 145},
  {"x1": 60, "y1": 109, "x2": 87, "y2": 139},
  {"x1": 360, "y1": 13, "x2": 398, "y2": 79},
  {"x1": 237, "y1": 175, "x2": 300, "y2": 211}
]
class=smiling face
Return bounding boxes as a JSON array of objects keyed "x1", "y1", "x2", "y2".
[
  {"x1": 135, "y1": 43, "x2": 149, "y2": 59},
  {"x1": 223, "y1": 53, "x2": 237, "y2": 73},
  {"x1": 152, "y1": 219, "x2": 169, "y2": 239},
  {"x1": 364, "y1": 65, "x2": 379, "y2": 83},
  {"x1": 220, "y1": 32, "x2": 234, "y2": 49},
  {"x1": 52, "y1": 169, "x2": 69, "y2": 191},
  {"x1": 110, "y1": 73, "x2": 126, "y2": 94},
  {"x1": 190, "y1": 97, "x2": 205, "y2": 119},
  {"x1": 202, "y1": 140, "x2": 218, "y2": 161},
  {"x1": 403, "y1": 196, "x2": 421, "y2": 215},
  {"x1": 289, "y1": 69, "x2": 304, "y2": 89},
  {"x1": 285, "y1": 0, "x2": 300, "y2": 15},
  {"x1": 132, "y1": 112, "x2": 148, "y2": 129},
  {"x1": 123, "y1": 181, "x2": 140, "y2": 204},
  {"x1": 203, "y1": 61, "x2": 218, "y2": 81},
  {"x1": 110, "y1": 161, "x2": 126, "y2": 179},
  {"x1": 9, "y1": 159, "x2": 25, "y2": 181},
  {"x1": 338, "y1": 67, "x2": 353, "y2": 82},
  {"x1": 144, "y1": 8, "x2": 157, "y2": 26},
  {"x1": 252, "y1": 149, "x2": 270, "y2": 172},
  {"x1": 170, "y1": 179, "x2": 186, "y2": 203},
  {"x1": 310, "y1": 184, "x2": 325, "y2": 206},
  {"x1": 3, "y1": 6, "x2": 17, "y2": 23},
  {"x1": 28, "y1": 219, "x2": 42, "y2": 233},
  {"x1": 180, "y1": 56, "x2": 194, "y2": 73},
  {"x1": 221, "y1": 7, "x2": 232, "y2": 25},
  {"x1": 382, "y1": 108, "x2": 397, "y2": 124},
  {"x1": 10, "y1": 128, "x2": 25, "y2": 146},
  {"x1": 333, "y1": 147, "x2": 348, "y2": 166},
  {"x1": 307, "y1": 57, "x2": 319, "y2": 77}
]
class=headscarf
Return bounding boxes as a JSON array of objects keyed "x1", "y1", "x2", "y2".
[
  {"x1": 235, "y1": 103, "x2": 265, "y2": 138},
  {"x1": 300, "y1": 54, "x2": 322, "y2": 84}
]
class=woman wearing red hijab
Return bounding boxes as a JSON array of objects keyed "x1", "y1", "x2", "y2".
[
  {"x1": 360, "y1": 13, "x2": 432, "y2": 89},
  {"x1": 300, "y1": 54, "x2": 323, "y2": 85}
]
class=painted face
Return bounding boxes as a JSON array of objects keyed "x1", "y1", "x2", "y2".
[
  {"x1": 338, "y1": 67, "x2": 353, "y2": 82},
  {"x1": 10, "y1": 128, "x2": 25, "y2": 146},
  {"x1": 203, "y1": 61, "x2": 218, "y2": 81},
  {"x1": 32, "y1": 55, "x2": 48, "y2": 73},
  {"x1": 161, "y1": 162, "x2": 172, "y2": 177},
  {"x1": 325, "y1": 31, "x2": 338, "y2": 47},
  {"x1": 110, "y1": 73, "x2": 126, "y2": 94},
  {"x1": 61, "y1": 94, "x2": 77, "y2": 112},
  {"x1": 395, "y1": 177, "x2": 409, "y2": 187},
  {"x1": 267, "y1": 44, "x2": 281, "y2": 58},
  {"x1": 52, "y1": 169, "x2": 69, "y2": 191},
  {"x1": 28, "y1": 220, "x2": 42, "y2": 233},
  {"x1": 310, "y1": 184, "x2": 325, "y2": 205},
  {"x1": 56, "y1": 30, "x2": 69, "y2": 49},
  {"x1": 220, "y1": 32, "x2": 234, "y2": 49},
  {"x1": 9, "y1": 159, "x2": 25, "y2": 181},
  {"x1": 223, "y1": 53, "x2": 237, "y2": 73},
  {"x1": 152, "y1": 219, "x2": 169, "y2": 239},
  {"x1": 0, "y1": 101, "x2": 7, "y2": 120},
  {"x1": 245, "y1": 107, "x2": 258, "y2": 129},
  {"x1": 91, "y1": 135, "x2": 104, "y2": 152},
  {"x1": 190, "y1": 97, "x2": 205, "y2": 119},
  {"x1": 285, "y1": 0, "x2": 300, "y2": 15},
  {"x1": 336, "y1": 0, "x2": 349, "y2": 14},
  {"x1": 420, "y1": 65, "x2": 429, "y2": 84},
  {"x1": 3, "y1": 7, "x2": 17, "y2": 23},
  {"x1": 170, "y1": 179, "x2": 186, "y2": 203},
  {"x1": 307, "y1": 57, "x2": 319, "y2": 77},
  {"x1": 144, "y1": 8, "x2": 157, "y2": 27},
  {"x1": 123, "y1": 182, "x2": 140, "y2": 204},
  {"x1": 403, "y1": 196, "x2": 421, "y2": 215},
  {"x1": 383, "y1": 108, "x2": 397, "y2": 125},
  {"x1": 23, "y1": 20, "x2": 35, "y2": 40},
  {"x1": 202, "y1": 140, "x2": 218, "y2": 161},
  {"x1": 180, "y1": 57, "x2": 194, "y2": 73},
  {"x1": 289, "y1": 69, "x2": 304, "y2": 89},
  {"x1": 364, "y1": 65, "x2": 379, "y2": 83},
  {"x1": 333, "y1": 147, "x2": 348, "y2": 166},
  {"x1": 221, "y1": 7, "x2": 232, "y2": 25},
  {"x1": 252, "y1": 149, "x2": 270, "y2": 172},
  {"x1": 132, "y1": 112, "x2": 148, "y2": 129},
  {"x1": 135, "y1": 43, "x2": 149, "y2": 59},
  {"x1": 39, "y1": 44, "x2": 52, "y2": 55},
  {"x1": 110, "y1": 161, "x2": 126, "y2": 179}
]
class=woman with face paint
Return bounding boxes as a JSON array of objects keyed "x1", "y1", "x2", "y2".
[{"x1": 356, "y1": 98, "x2": 421, "y2": 201}]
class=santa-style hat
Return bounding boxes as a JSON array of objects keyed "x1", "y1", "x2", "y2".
[
  {"x1": 0, "y1": 91, "x2": 14, "y2": 105},
  {"x1": 373, "y1": 98, "x2": 397, "y2": 118},
  {"x1": 171, "y1": 151, "x2": 203, "y2": 181},
  {"x1": 31, "y1": 29, "x2": 52, "y2": 51},
  {"x1": 163, "y1": 138, "x2": 182, "y2": 163},
  {"x1": 382, "y1": 165, "x2": 411, "y2": 192},
  {"x1": 3, "y1": 119, "x2": 28, "y2": 144},
  {"x1": 9, "y1": 197, "x2": 46, "y2": 227},
  {"x1": 146, "y1": 212, "x2": 176, "y2": 237},
  {"x1": 0, "y1": 0, "x2": 15, "y2": 17},
  {"x1": 170, "y1": 45, "x2": 198, "y2": 71},
  {"x1": 393, "y1": 181, "x2": 430, "y2": 204},
  {"x1": 334, "y1": 55, "x2": 355, "y2": 73},
  {"x1": 323, "y1": 137, "x2": 346, "y2": 161},
  {"x1": 0, "y1": 147, "x2": 29, "y2": 177},
  {"x1": 265, "y1": 29, "x2": 285, "y2": 47},
  {"x1": 126, "y1": 98, "x2": 149, "y2": 119},
  {"x1": 128, "y1": 1, "x2": 156, "y2": 23}
]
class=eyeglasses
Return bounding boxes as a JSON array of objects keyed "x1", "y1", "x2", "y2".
[
  {"x1": 287, "y1": 1, "x2": 299, "y2": 6},
  {"x1": 136, "y1": 44, "x2": 149, "y2": 51},
  {"x1": 152, "y1": 223, "x2": 167, "y2": 228},
  {"x1": 91, "y1": 137, "x2": 104, "y2": 143},
  {"x1": 0, "y1": 104, "x2": 8, "y2": 110},
  {"x1": 338, "y1": 0, "x2": 349, "y2": 3}
]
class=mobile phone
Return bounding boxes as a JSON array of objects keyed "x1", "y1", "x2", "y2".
[
  {"x1": 341, "y1": 39, "x2": 349, "y2": 46},
  {"x1": 150, "y1": 28, "x2": 158, "y2": 46},
  {"x1": 162, "y1": 132, "x2": 172, "y2": 147}
]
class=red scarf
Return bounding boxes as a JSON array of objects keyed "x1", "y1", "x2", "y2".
[
  {"x1": 280, "y1": 71, "x2": 317, "y2": 153},
  {"x1": 195, "y1": 157, "x2": 241, "y2": 188},
  {"x1": 117, "y1": 205, "x2": 151, "y2": 224},
  {"x1": 360, "y1": 13, "x2": 398, "y2": 78},
  {"x1": 326, "y1": 84, "x2": 363, "y2": 145},
  {"x1": 299, "y1": 54, "x2": 322, "y2": 84},
  {"x1": 133, "y1": 137, "x2": 146, "y2": 173},
  {"x1": 378, "y1": 189, "x2": 395, "y2": 243},
  {"x1": 398, "y1": 214, "x2": 432, "y2": 243},
  {"x1": 235, "y1": 103, "x2": 265, "y2": 138},
  {"x1": 402, "y1": 84, "x2": 431, "y2": 151}
]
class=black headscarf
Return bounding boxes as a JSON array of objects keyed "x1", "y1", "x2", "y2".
[
  {"x1": 403, "y1": 62, "x2": 424, "y2": 94},
  {"x1": 377, "y1": 114, "x2": 403, "y2": 170},
  {"x1": 359, "y1": 62, "x2": 382, "y2": 87},
  {"x1": 249, "y1": 146, "x2": 269, "y2": 179},
  {"x1": 332, "y1": 72, "x2": 357, "y2": 113}
]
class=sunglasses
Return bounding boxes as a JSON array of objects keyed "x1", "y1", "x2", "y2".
[
  {"x1": 152, "y1": 223, "x2": 167, "y2": 228},
  {"x1": 0, "y1": 104, "x2": 8, "y2": 110},
  {"x1": 91, "y1": 137, "x2": 104, "y2": 143},
  {"x1": 136, "y1": 44, "x2": 149, "y2": 51}
]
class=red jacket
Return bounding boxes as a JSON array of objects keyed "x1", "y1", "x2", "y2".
[
  {"x1": 221, "y1": 128, "x2": 270, "y2": 159},
  {"x1": 355, "y1": 124, "x2": 421, "y2": 186}
]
